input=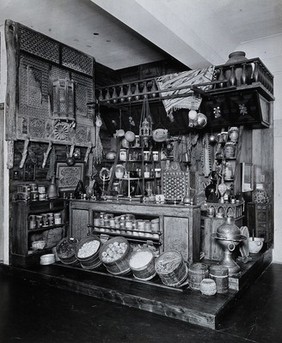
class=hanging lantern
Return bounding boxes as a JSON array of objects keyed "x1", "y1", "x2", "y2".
[{"x1": 139, "y1": 98, "x2": 153, "y2": 142}]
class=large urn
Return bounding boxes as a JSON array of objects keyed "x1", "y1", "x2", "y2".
[{"x1": 213, "y1": 216, "x2": 246, "y2": 275}]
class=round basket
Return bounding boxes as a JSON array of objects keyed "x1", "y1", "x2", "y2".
[
  {"x1": 188, "y1": 263, "x2": 209, "y2": 291},
  {"x1": 155, "y1": 251, "x2": 188, "y2": 288},
  {"x1": 129, "y1": 248, "x2": 156, "y2": 281},
  {"x1": 99, "y1": 236, "x2": 132, "y2": 275},
  {"x1": 209, "y1": 265, "x2": 229, "y2": 294},
  {"x1": 75, "y1": 236, "x2": 102, "y2": 270},
  {"x1": 56, "y1": 237, "x2": 78, "y2": 265}
]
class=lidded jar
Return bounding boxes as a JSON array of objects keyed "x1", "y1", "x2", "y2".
[
  {"x1": 228, "y1": 127, "x2": 239, "y2": 143},
  {"x1": 224, "y1": 142, "x2": 236, "y2": 159},
  {"x1": 115, "y1": 164, "x2": 125, "y2": 179}
]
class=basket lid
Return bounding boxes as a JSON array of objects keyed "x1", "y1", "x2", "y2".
[
  {"x1": 99, "y1": 236, "x2": 130, "y2": 264},
  {"x1": 189, "y1": 262, "x2": 208, "y2": 272},
  {"x1": 129, "y1": 249, "x2": 154, "y2": 271},
  {"x1": 76, "y1": 236, "x2": 101, "y2": 260},
  {"x1": 155, "y1": 250, "x2": 182, "y2": 274},
  {"x1": 56, "y1": 237, "x2": 77, "y2": 259}
]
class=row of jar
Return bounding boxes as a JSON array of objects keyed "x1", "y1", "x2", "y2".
[
  {"x1": 29, "y1": 212, "x2": 62, "y2": 230},
  {"x1": 115, "y1": 164, "x2": 161, "y2": 179},
  {"x1": 93, "y1": 212, "x2": 160, "y2": 234},
  {"x1": 17, "y1": 184, "x2": 48, "y2": 201},
  {"x1": 93, "y1": 226, "x2": 159, "y2": 239},
  {"x1": 119, "y1": 149, "x2": 161, "y2": 162}
]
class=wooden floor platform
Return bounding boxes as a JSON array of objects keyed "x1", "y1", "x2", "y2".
[{"x1": 4, "y1": 249, "x2": 272, "y2": 330}]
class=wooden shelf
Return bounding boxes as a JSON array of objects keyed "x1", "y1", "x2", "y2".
[
  {"x1": 92, "y1": 230, "x2": 162, "y2": 244},
  {"x1": 28, "y1": 223, "x2": 66, "y2": 233}
]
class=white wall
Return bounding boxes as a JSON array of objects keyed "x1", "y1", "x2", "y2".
[
  {"x1": 0, "y1": 25, "x2": 9, "y2": 264},
  {"x1": 237, "y1": 34, "x2": 282, "y2": 263}
]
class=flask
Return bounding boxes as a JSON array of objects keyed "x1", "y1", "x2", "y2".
[
  {"x1": 47, "y1": 177, "x2": 58, "y2": 199},
  {"x1": 144, "y1": 163, "x2": 150, "y2": 178}
]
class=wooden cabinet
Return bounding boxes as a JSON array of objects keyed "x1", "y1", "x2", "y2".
[
  {"x1": 247, "y1": 202, "x2": 273, "y2": 246},
  {"x1": 69, "y1": 200, "x2": 201, "y2": 263},
  {"x1": 11, "y1": 199, "x2": 68, "y2": 266}
]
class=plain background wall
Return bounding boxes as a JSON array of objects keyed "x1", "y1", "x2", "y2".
[
  {"x1": 0, "y1": 25, "x2": 9, "y2": 264},
  {"x1": 237, "y1": 34, "x2": 282, "y2": 263}
]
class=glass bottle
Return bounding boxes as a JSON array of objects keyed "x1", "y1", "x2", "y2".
[
  {"x1": 144, "y1": 163, "x2": 150, "y2": 178},
  {"x1": 47, "y1": 176, "x2": 58, "y2": 199},
  {"x1": 205, "y1": 171, "x2": 219, "y2": 203}
]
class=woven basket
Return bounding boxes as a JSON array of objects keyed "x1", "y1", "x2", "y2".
[
  {"x1": 56, "y1": 237, "x2": 78, "y2": 265},
  {"x1": 75, "y1": 236, "x2": 102, "y2": 270},
  {"x1": 155, "y1": 251, "x2": 188, "y2": 287},
  {"x1": 99, "y1": 236, "x2": 132, "y2": 275},
  {"x1": 188, "y1": 263, "x2": 209, "y2": 290}
]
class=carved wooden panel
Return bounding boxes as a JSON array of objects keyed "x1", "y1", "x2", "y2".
[
  {"x1": 70, "y1": 208, "x2": 89, "y2": 241},
  {"x1": 163, "y1": 216, "x2": 190, "y2": 261},
  {"x1": 5, "y1": 20, "x2": 95, "y2": 147}
]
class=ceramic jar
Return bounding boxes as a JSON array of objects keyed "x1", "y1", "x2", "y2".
[
  {"x1": 42, "y1": 213, "x2": 49, "y2": 227},
  {"x1": 224, "y1": 51, "x2": 252, "y2": 86},
  {"x1": 115, "y1": 165, "x2": 125, "y2": 179},
  {"x1": 47, "y1": 213, "x2": 54, "y2": 226},
  {"x1": 30, "y1": 191, "x2": 39, "y2": 201},
  {"x1": 47, "y1": 177, "x2": 58, "y2": 199},
  {"x1": 54, "y1": 213, "x2": 62, "y2": 225},
  {"x1": 116, "y1": 129, "x2": 125, "y2": 138},
  {"x1": 30, "y1": 183, "x2": 37, "y2": 192},
  {"x1": 29, "y1": 215, "x2": 36, "y2": 229},
  {"x1": 143, "y1": 151, "x2": 150, "y2": 161},
  {"x1": 152, "y1": 151, "x2": 159, "y2": 161},
  {"x1": 119, "y1": 149, "x2": 127, "y2": 161},
  {"x1": 228, "y1": 127, "x2": 239, "y2": 143},
  {"x1": 125, "y1": 131, "x2": 135, "y2": 142},
  {"x1": 38, "y1": 186, "x2": 46, "y2": 194},
  {"x1": 224, "y1": 142, "x2": 236, "y2": 159},
  {"x1": 154, "y1": 168, "x2": 161, "y2": 178},
  {"x1": 224, "y1": 162, "x2": 234, "y2": 180},
  {"x1": 200, "y1": 278, "x2": 217, "y2": 296},
  {"x1": 36, "y1": 215, "x2": 43, "y2": 228}
]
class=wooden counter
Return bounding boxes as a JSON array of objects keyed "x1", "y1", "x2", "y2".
[{"x1": 69, "y1": 199, "x2": 201, "y2": 264}]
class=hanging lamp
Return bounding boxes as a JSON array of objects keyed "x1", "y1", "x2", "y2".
[{"x1": 139, "y1": 98, "x2": 153, "y2": 146}]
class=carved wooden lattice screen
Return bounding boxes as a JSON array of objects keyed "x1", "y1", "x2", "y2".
[{"x1": 5, "y1": 20, "x2": 95, "y2": 147}]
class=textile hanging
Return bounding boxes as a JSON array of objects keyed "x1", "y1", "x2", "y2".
[{"x1": 156, "y1": 66, "x2": 215, "y2": 120}]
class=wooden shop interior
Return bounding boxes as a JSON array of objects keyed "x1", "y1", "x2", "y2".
[{"x1": 0, "y1": 3, "x2": 279, "y2": 330}]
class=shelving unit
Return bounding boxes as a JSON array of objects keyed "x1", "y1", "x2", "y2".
[
  {"x1": 69, "y1": 199, "x2": 201, "y2": 263},
  {"x1": 89, "y1": 210, "x2": 162, "y2": 248},
  {"x1": 11, "y1": 199, "x2": 68, "y2": 267},
  {"x1": 106, "y1": 137, "x2": 163, "y2": 198},
  {"x1": 89, "y1": 225, "x2": 162, "y2": 243}
]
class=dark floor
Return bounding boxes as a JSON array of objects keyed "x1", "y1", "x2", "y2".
[{"x1": 0, "y1": 263, "x2": 282, "y2": 343}]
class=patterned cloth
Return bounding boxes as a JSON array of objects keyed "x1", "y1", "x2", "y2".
[{"x1": 156, "y1": 66, "x2": 215, "y2": 120}]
